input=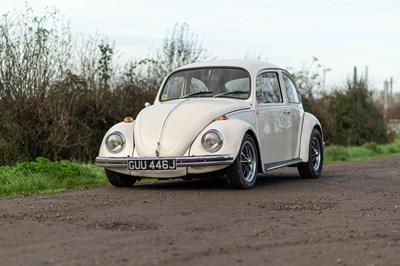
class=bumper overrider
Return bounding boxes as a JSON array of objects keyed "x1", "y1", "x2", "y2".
[{"x1": 95, "y1": 154, "x2": 235, "y2": 169}]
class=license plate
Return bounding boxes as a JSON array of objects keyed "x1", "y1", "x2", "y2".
[{"x1": 128, "y1": 159, "x2": 176, "y2": 170}]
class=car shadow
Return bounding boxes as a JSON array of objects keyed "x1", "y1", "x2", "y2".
[{"x1": 131, "y1": 168, "x2": 304, "y2": 191}]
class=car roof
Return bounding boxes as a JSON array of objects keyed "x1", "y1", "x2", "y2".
[{"x1": 177, "y1": 59, "x2": 281, "y2": 74}]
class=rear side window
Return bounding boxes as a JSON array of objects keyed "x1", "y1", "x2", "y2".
[
  {"x1": 256, "y1": 72, "x2": 282, "y2": 103},
  {"x1": 283, "y1": 73, "x2": 301, "y2": 103},
  {"x1": 225, "y1": 78, "x2": 249, "y2": 92}
]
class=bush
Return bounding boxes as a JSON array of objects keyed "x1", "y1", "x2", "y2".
[{"x1": 330, "y1": 79, "x2": 387, "y2": 146}]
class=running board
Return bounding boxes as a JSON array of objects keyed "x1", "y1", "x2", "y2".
[{"x1": 264, "y1": 158, "x2": 303, "y2": 171}]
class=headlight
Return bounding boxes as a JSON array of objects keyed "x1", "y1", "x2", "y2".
[
  {"x1": 201, "y1": 129, "x2": 223, "y2": 152},
  {"x1": 105, "y1": 131, "x2": 126, "y2": 153}
]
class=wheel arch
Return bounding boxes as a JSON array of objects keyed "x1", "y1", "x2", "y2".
[
  {"x1": 244, "y1": 129, "x2": 263, "y2": 173},
  {"x1": 299, "y1": 112, "x2": 324, "y2": 162}
]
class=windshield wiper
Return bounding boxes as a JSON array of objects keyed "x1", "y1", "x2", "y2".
[
  {"x1": 180, "y1": 91, "x2": 214, "y2": 99},
  {"x1": 214, "y1": 91, "x2": 248, "y2": 97}
]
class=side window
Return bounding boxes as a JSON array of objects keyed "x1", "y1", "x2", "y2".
[
  {"x1": 256, "y1": 72, "x2": 282, "y2": 103},
  {"x1": 283, "y1": 74, "x2": 301, "y2": 103},
  {"x1": 190, "y1": 78, "x2": 208, "y2": 93},
  {"x1": 225, "y1": 78, "x2": 249, "y2": 92}
]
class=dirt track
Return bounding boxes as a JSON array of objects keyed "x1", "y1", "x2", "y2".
[{"x1": 1, "y1": 156, "x2": 400, "y2": 266}]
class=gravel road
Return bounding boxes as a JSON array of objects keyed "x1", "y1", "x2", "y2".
[{"x1": 1, "y1": 156, "x2": 399, "y2": 266}]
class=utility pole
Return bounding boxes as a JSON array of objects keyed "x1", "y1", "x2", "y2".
[
  {"x1": 389, "y1": 77, "x2": 393, "y2": 109},
  {"x1": 384, "y1": 80, "x2": 388, "y2": 121},
  {"x1": 353, "y1": 67, "x2": 357, "y2": 84}
]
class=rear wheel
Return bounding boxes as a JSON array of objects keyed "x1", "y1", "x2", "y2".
[
  {"x1": 105, "y1": 169, "x2": 137, "y2": 187},
  {"x1": 298, "y1": 129, "x2": 323, "y2": 178},
  {"x1": 226, "y1": 134, "x2": 258, "y2": 189}
]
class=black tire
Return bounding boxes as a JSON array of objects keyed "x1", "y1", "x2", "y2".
[
  {"x1": 298, "y1": 129, "x2": 323, "y2": 179},
  {"x1": 105, "y1": 169, "x2": 137, "y2": 187},
  {"x1": 226, "y1": 134, "x2": 258, "y2": 189}
]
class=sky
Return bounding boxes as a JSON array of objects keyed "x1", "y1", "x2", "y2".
[{"x1": 2, "y1": 0, "x2": 400, "y2": 92}]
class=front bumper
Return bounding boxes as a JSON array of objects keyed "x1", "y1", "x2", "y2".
[{"x1": 95, "y1": 154, "x2": 235, "y2": 169}]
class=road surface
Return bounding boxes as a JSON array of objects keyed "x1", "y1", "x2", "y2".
[{"x1": 1, "y1": 156, "x2": 399, "y2": 265}]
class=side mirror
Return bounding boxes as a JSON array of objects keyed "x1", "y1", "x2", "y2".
[{"x1": 144, "y1": 102, "x2": 151, "y2": 108}]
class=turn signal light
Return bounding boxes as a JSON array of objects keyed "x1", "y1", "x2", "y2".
[
  {"x1": 217, "y1": 115, "x2": 228, "y2": 121},
  {"x1": 123, "y1": 117, "x2": 134, "y2": 123}
]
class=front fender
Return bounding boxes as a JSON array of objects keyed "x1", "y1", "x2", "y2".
[
  {"x1": 189, "y1": 119, "x2": 259, "y2": 161},
  {"x1": 299, "y1": 112, "x2": 323, "y2": 162},
  {"x1": 99, "y1": 121, "x2": 135, "y2": 158}
]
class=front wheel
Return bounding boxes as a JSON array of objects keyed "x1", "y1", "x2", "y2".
[
  {"x1": 105, "y1": 169, "x2": 137, "y2": 187},
  {"x1": 226, "y1": 134, "x2": 258, "y2": 189},
  {"x1": 298, "y1": 129, "x2": 323, "y2": 178}
]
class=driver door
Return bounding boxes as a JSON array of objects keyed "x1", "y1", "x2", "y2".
[{"x1": 256, "y1": 71, "x2": 292, "y2": 168}]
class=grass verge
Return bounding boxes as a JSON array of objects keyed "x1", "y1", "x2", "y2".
[
  {"x1": 0, "y1": 157, "x2": 109, "y2": 199},
  {"x1": 325, "y1": 138, "x2": 400, "y2": 163}
]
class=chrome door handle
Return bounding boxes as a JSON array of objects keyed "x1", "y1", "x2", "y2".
[{"x1": 284, "y1": 109, "x2": 291, "y2": 114}]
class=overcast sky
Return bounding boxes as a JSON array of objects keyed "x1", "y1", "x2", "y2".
[{"x1": 3, "y1": 0, "x2": 400, "y2": 92}]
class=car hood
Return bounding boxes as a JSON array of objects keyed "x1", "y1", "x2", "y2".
[{"x1": 134, "y1": 98, "x2": 251, "y2": 157}]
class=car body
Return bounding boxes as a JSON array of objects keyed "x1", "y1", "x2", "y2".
[{"x1": 95, "y1": 60, "x2": 324, "y2": 189}]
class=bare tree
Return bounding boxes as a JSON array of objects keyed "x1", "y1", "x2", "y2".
[{"x1": 126, "y1": 23, "x2": 210, "y2": 90}]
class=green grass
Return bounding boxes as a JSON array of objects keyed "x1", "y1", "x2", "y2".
[
  {"x1": 325, "y1": 138, "x2": 400, "y2": 163},
  {"x1": 0, "y1": 157, "x2": 109, "y2": 199}
]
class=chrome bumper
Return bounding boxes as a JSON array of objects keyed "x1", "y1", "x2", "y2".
[{"x1": 95, "y1": 154, "x2": 235, "y2": 168}]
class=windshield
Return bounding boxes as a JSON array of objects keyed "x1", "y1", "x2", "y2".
[{"x1": 159, "y1": 68, "x2": 250, "y2": 102}]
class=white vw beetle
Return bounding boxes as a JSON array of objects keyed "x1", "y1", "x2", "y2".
[{"x1": 96, "y1": 60, "x2": 323, "y2": 189}]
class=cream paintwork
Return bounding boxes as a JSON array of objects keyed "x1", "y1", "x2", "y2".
[
  {"x1": 189, "y1": 114, "x2": 257, "y2": 156},
  {"x1": 288, "y1": 105, "x2": 304, "y2": 159},
  {"x1": 99, "y1": 122, "x2": 134, "y2": 176},
  {"x1": 187, "y1": 116, "x2": 257, "y2": 174},
  {"x1": 134, "y1": 98, "x2": 251, "y2": 157},
  {"x1": 299, "y1": 112, "x2": 323, "y2": 161},
  {"x1": 97, "y1": 60, "x2": 323, "y2": 179},
  {"x1": 256, "y1": 103, "x2": 292, "y2": 163}
]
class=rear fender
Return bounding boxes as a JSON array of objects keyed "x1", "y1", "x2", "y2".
[{"x1": 299, "y1": 113, "x2": 323, "y2": 162}]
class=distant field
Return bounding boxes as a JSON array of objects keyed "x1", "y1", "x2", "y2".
[{"x1": 1, "y1": 139, "x2": 399, "y2": 199}]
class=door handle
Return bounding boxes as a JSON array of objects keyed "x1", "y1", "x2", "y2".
[{"x1": 284, "y1": 109, "x2": 291, "y2": 114}]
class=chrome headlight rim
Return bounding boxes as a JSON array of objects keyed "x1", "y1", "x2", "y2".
[
  {"x1": 105, "y1": 131, "x2": 126, "y2": 154},
  {"x1": 201, "y1": 129, "x2": 223, "y2": 153}
]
